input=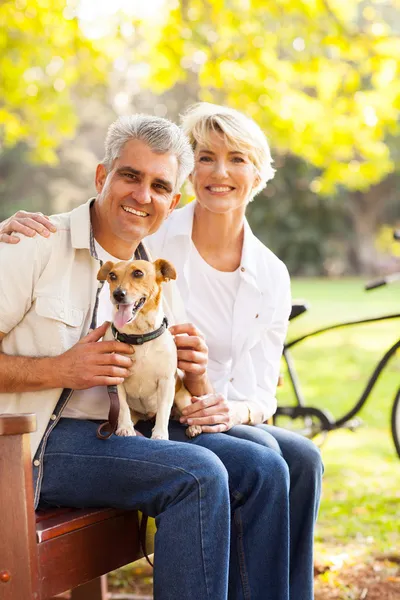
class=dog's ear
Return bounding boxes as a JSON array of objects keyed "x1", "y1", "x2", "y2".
[
  {"x1": 154, "y1": 259, "x2": 177, "y2": 283},
  {"x1": 97, "y1": 261, "x2": 114, "y2": 281}
]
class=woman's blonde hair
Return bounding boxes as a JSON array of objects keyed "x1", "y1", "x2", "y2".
[{"x1": 180, "y1": 102, "x2": 275, "y2": 199}]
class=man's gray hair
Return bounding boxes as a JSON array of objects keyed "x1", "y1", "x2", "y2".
[{"x1": 103, "y1": 115, "x2": 194, "y2": 192}]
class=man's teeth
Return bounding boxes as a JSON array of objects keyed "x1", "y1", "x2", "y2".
[
  {"x1": 208, "y1": 186, "x2": 232, "y2": 192},
  {"x1": 122, "y1": 206, "x2": 149, "y2": 217}
]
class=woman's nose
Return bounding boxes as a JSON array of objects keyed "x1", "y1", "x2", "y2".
[{"x1": 213, "y1": 161, "x2": 229, "y2": 177}]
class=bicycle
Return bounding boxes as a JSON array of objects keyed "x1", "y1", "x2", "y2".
[{"x1": 274, "y1": 230, "x2": 400, "y2": 458}]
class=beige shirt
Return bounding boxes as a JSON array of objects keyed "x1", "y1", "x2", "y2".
[{"x1": 0, "y1": 199, "x2": 185, "y2": 457}]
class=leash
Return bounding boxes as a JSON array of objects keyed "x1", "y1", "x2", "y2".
[{"x1": 96, "y1": 317, "x2": 168, "y2": 567}]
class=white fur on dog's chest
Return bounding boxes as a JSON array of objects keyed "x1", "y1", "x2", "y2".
[{"x1": 124, "y1": 331, "x2": 177, "y2": 413}]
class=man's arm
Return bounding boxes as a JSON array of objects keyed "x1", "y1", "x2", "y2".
[{"x1": 0, "y1": 323, "x2": 134, "y2": 393}]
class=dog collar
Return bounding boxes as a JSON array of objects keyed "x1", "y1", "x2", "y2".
[{"x1": 111, "y1": 317, "x2": 169, "y2": 345}]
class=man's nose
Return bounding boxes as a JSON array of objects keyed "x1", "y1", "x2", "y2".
[
  {"x1": 113, "y1": 288, "x2": 127, "y2": 303},
  {"x1": 134, "y1": 183, "x2": 152, "y2": 204}
]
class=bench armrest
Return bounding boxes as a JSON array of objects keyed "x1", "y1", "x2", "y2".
[{"x1": 0, "y1": 413, "x2": 37, "y2": 435}]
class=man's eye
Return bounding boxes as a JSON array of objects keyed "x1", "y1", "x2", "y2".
[
  {"x1": 154, "y1": 184, "x2": 168, "y2": 192},
  {"x1": 125, "y1": 173, "x2": 137, "y2": 180},
  {"x1": 109, "y1": 272, "x2": 117, "y2": 281},
  {"x1": 132, "y1": 270, "x2": 144, "y2": 278}
]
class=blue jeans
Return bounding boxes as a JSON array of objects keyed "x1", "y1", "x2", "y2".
[
  {"x1": 40, "y1": 418, "x2": 320, "y2": 600},
  {"x1": 225, "y1": 424, "x2": 323, "y2": 600},
  {"x1": 137, "y1": 420, "x2": 322, "y2": 600}
]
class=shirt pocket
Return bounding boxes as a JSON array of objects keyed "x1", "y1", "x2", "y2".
[{"x1": 35, "y1": 296, "x2": 85, "y2": 349}]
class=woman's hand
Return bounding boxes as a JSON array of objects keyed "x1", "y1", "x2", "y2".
[
  {"x1": 179, "y1": 393, "x2": 242, "y2": 433},
  {"x1": 0, "y1": 211, "x2": 56, "y2": 244},
  {"x1": 169, "y1": 323, "x2": 213, "y2": 397}
]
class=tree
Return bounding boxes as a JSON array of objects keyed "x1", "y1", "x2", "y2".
[
  {"x1": 135, "y1": 0, "x2": 400, "y2": 271},
  {"x1": 0, "y1": 0, "x2": 108, "y2": 163}
]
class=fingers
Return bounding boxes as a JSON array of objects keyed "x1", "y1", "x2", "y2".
[
  {"x1": 169, "y1": 323, "x2": 205, "y2": 339},
  {"x1": 96, "y1": 353, "x2": 133, "y2": 368},
  {"x1": 200, "y1": 424, "x2": 229, "y2": 433},
  {"x1": 4, "y1": 212, "x2": 57, "y2": 237},
  {"x1": 94, "y1": 365, "x2": 131, "y2": 378},
  {"x1": 177, "y1": 349, "x2": 207, "y2": 365},
  {"x1": 180, "y1": 394, "x2": 226, "y2": 418},
  {"x1": 92, "y1": 376, "x2": 126, "y2": 386},
  {"x1": 0, "y1": 233, "x2": 20, "y2": 244},
  {"x1": 174, "y1": 335, "x2": 207, "y2": 351},
  {"x1": 80, "y1": 322, "x2": 110, "y2": 343}
]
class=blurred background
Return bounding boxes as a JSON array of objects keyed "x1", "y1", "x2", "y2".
[{"x1": 1, "y1": 1, "x2": 399, "y2": 598}]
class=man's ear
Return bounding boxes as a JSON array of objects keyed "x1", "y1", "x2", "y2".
[
  {"x1": 95, "y1": 163, "x2": 108, "y2": 194},
  {"x1": 167, "y1": 193, "x2": 181, "y2": 217},
  {"x1": 154, "y1": 259, "x2": 177, "y2": 283},
  {"x1": 97, "y1": 261, "x2": 114, "y2": 281}
]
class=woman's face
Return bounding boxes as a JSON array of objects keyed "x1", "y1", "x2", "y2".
[{"x1": 191, "y1": 130, "x2": 258, "y2": 215}]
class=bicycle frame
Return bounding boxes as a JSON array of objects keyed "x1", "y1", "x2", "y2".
[{"x1": 277, "y1": 313, "x2": 400, "y2": 433}]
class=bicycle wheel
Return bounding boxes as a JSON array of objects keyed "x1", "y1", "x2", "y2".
[{"x1": 391, "y1": 387, "x2": 400, "y2": 459}]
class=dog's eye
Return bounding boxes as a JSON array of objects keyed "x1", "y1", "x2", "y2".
[
  {"x1": 109, "y1": 272, "x2": 117, "y2": 281},
  {"x1": 132, "y1": 270, "x2": 144, "y2": 278}
]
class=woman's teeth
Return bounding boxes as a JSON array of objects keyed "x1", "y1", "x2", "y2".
[
  {"x1": 122, "y1": 206, "x2": 149, "y2": 217},
  {"x1": 207, "y1": 186, "x2": 233, "y2": 192}
]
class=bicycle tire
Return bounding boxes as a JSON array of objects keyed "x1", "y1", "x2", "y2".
[{"x1": 391, "y1": 387, "x2": 400, "y2": 460}]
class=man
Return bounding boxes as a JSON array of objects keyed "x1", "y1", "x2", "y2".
[{"x1": 0, "y1": 116, "x2": 296, "y2": 600}]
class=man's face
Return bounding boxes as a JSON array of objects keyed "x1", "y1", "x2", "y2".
[{"x1": 95, "y1": 139, "x2": 181, "y2": 246}]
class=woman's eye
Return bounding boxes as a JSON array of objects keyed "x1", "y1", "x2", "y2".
[
  {"x1": 232, "y1": 156, "x2": 245, "y2": 163},
  {"x1": 199, "y1": 156, "x2": 212, "y2": 162}
]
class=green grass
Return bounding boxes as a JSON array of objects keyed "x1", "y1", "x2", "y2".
[{"x1": 280, "y1": 278, "x2": 400, "y2": 560}]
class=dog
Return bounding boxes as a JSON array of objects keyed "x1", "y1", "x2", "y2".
[{"x1": 97, "y1": 258, "x2": 202, "y2": 440}]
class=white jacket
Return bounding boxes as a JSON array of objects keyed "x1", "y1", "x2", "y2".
[{"x1": 146, "y1": 202, "x2": 292, "y2": 423}]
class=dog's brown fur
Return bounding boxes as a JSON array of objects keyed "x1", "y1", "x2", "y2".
[{"x1": 97, "y1": 259, "x2": 201, "y2": 440}]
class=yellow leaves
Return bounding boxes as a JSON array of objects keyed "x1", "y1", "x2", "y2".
[{"x1": 0, "y1": 0, "x2": 108, "y2": 163}]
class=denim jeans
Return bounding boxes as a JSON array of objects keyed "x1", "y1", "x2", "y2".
[
  {"x1": 40, "y1": 418, "x2": 321, "y2": 600},
  {"x1": 137, "y1": 419, "x2": 322, "y2": 600}
]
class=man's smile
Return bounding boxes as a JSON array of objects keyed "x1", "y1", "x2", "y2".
[{"x1": 122, "y1": 205, "x2": 149, "y2": 217}]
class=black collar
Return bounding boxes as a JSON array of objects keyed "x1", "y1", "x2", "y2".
[{"x1": 111, "y1": 317, "x2": 169, "y2": 345}]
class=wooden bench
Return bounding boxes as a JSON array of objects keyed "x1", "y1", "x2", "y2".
[{"x1": 0, "y1": 414, "x2": 144, "y2": 600}]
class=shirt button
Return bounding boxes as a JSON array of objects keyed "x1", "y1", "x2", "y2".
[
  {"x1": 240, "y1": 267, "x2": 245, "y2": 272},
  {"x1": 255, "y1": 314, "x2": 259, "y2": 319},
  {"x1": 229, "y1": 377, "x2": 234, "y2": 383},
  {"x1": 33, "y1": 460, "x2": 40, "y2": 467},
  {"x1": 50, "y1": 414, "x2": 57, "y2": 421}
]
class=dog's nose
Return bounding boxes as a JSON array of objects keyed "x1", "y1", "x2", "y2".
[{"x1": 113, "y1": 288, "x2": 127, "y2": 303}]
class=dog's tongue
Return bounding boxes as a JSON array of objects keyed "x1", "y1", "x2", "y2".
[{"x1": 114, "y1": 304, "x2": 134, "y2": 330}]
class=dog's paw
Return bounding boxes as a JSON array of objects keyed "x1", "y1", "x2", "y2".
[
  {"x1": 151, "y1": 432, "x2": 169, "y2": 440},
  {"x1": 116, "y1": 423, "x2": 136, "y2": 437},
  {"x1": 186, "y1": 425, "x2": 202, "y2": 438}
]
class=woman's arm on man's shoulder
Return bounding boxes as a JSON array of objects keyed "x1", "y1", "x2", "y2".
[{"x1": 0, "y1": 211, "x2": 56, "y2": 243}]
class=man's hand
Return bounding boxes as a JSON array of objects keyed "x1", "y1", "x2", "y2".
[
  {"x1": 53, "y1": 322, "x2": 134, "y2": 389},
  {"x1": 179, "y1": 393, "x2": 242, "y2": 433},
  {"x1": 0, "y1": 211, "x2": 57, "y2": 244},
  {"x1": 169, "y1": 323, "x2": 213, "y2": 397}
]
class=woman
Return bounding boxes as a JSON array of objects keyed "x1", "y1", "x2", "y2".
[{"x1": 1, "y1": 103, "x2": 322, "y2": 599}]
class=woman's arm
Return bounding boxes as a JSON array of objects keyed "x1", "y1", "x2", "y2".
[{"x1": 0, "y1": 211, "x2": 56, "y2": 243}]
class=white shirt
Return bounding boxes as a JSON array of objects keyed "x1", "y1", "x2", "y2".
[
  {"x1": 186, "y1": 242, "x2": 240, "y2": 393},
  {"x1": 146, "y1": 201, "x2": 292, "y2": 423},
  {"x1": 62, "y1": 241, "x2": 121, "y2": 420}
]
